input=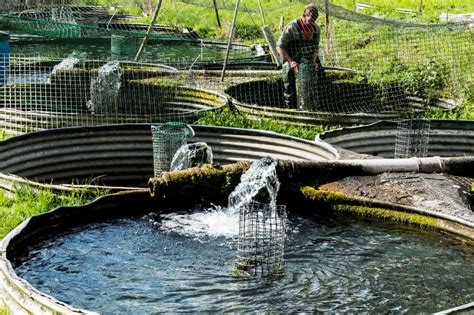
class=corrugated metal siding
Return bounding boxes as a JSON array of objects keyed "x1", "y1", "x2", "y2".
[
  {"x1": 319, "y1": 120, "x2": 474, "y2": 158},
  {"x1": 1, "y1": 124, "x2": 338, "y2": 187},
  {"x1": 0, "y1": 86, "x2": 228, "y2": 133}
]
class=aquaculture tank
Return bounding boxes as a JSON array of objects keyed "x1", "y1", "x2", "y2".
[
  {"x1": 225, "y1": 69, "x2": 460, "y2": 126},
  {"x1": 1, "y1": 164, "x2": 474, "y2": 313}
]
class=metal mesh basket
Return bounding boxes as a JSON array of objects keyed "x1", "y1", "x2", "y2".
[
  {"x1": 151, "y1": 122, "x2": 194, "y2": 176},
  {"x1": 236, "y1": 201, "x2": 287, "y2": 277},
  {"x1": 394, "y1": 119, "x2": 431, "y2": 158}
]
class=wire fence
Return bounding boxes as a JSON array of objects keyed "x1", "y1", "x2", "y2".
[
  {"x1": 0, "y1": 0, "x2": 472, "y2": 149},
  {"x1": 0, "y1": 55, "x2": 229, "y2": 132}
]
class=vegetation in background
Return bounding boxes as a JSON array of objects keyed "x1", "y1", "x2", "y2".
[
  {"x1": 0, "y1": 185, "x2": 107, "y2": 240},
  {"x1": 195, "y1": 107, "x2": 330, "y2": 140},
  {"x1": 0, "y1": 130, "x2": 13, "y2": 141}
]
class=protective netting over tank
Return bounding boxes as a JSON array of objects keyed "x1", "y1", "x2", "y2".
[
  {"x1": 0, "y1": 55, "x2": 228, "y2": 133},
  {"x1": 0, "y1": 0, "x2": 274, "y2": 67},
  {"x1": 0, "y1": 0, "x2": 472, "y2": 130}
]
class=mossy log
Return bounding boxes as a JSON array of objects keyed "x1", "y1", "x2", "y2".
[
  {"x1": 149, "y1": 157, "x2": 473, "y2": 205},
  {"x1": 148, "y1": 161, "x2": 251, "y2": 206}
]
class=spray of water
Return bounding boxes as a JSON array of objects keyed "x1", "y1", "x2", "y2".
[
  {"x1": 47, "y1": 56, "x2": 80, "y2": 84},
  {"x1": 158, "y1": 156, "x2": 280, "y2": 239},
  {"x1": 86, "y1": 61, "x2": 122, "y2": 114},
  {"x1": 228, "y1": 156, "x2": 280, "y2": 213},
  {"x1": 170, "y1": 142, "x2": 213, "y2": 171}
]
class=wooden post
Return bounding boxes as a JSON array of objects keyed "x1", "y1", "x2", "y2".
[
  {"x1": 325, "y1": 0, "x2": 330, "y2": 43},
  {"x1": 134, "y1": 0, "x2": 163, "y2": 62},
  {"x1": 212, "y1": 0, "x2": 222, "y2": 29},
  {"x1": 257, "y1": 0, "x2": 266, "y2": 26},
  {"x1": 220, "y1": 0, "x2": 241, "y2": 83},
  {"x1": 262, "y1": 26, "x2": 281, "y2": 66},
  {"x1": 279, "y1": 16, "x2": 284, "y2": 33}
]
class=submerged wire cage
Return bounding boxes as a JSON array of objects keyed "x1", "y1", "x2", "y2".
[
  {"x1": 236, "y1": 202, "x2": 287, "y2": 277},
  {"x1": 394, "y1": 119, "x2": 431, "y2": 158},
  {"x1": 151, "y1": 122, "x2": 194, "y2": 176}
]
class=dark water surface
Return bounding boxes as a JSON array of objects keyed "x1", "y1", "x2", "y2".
[
  {"x1": 13, "y1": 212, "x2": 474, "y2": 313},
  {"x1": 10, "y1": 38, "x2": 251, "y2": 64}
]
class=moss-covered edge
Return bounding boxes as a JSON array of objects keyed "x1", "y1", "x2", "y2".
[{"x1": 300, "y1": 186, "x2": 439, "y2": 229}]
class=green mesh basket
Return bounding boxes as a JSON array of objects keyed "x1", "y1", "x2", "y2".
[
  {"x1": 296, "y1": 59, "x2": 317, "y2": 111},
  {"x1": 151, "y1": 122, "x2": 195, "y2": 176}
]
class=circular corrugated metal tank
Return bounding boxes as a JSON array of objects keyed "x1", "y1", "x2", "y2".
[
  {"x1": 1, "y1": 189, "x2": 473, "y2": 314},
  {"x1": 318, "y1": 119, "x2": 474, "y2": 158},
  {"x1": 0, "y1": 124, "x2": 338, "y2": 189},
  {"x1": 0, "y1": 84, "x2": 228, "y2": 133},
  {"x1": 226, "y1": 76, "x2": 457, "y2": 126}
]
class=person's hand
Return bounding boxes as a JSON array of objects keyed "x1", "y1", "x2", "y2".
[
  {"x1": 290, "y1": 61, "x2": 299, "y2": 74},
  {"x1": 315, "y1": 62, "x2": 322, "y2": 72}
]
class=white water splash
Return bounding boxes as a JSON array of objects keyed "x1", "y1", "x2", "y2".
[
  {"x1": 158, "y1": 205, "x2": 239, "y2": 238},
  {"x1": 170, "y1": 142, "x2": 213, "y2": 171},
  {"x1": 47, "y1": 57, "x2": 80, "y2": 84},
  {"x1": 157, "y1": 156, "x2": 280, "y2": 239},
  {"x1": 228, "y1": 156, "x2": 280, "y2": 213},
  {"x1": 87, "y1": 61, "x2": 122, "y2": 114}
]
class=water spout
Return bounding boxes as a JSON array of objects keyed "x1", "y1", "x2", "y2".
[
  {"x1": 228, "y1": 156, "x2": 280, "y2": 213},
  {"x1": 47, "y1": 57, "x2": 80, "y2": 84},
  {"x1": 87, "y1": 61, "x2": 122, "y2": 114},
  {"x1": 170, "y1": 142, "x2": 213, "y2": 171}
]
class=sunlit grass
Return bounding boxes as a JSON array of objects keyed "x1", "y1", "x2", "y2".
[
  {"x1": 195, "y1": 107, "x2": 332, "y2": 140},
  {"x1": 0, "y1": 185, "x2": 108, "y2": 240},
  {"x1": 0, "y1": 130, "x2": 14, "y2": 141}
]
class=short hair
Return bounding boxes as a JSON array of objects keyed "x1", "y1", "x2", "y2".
[{"x1": 303, "y1": 4, "x2": 319, "y2": 20}]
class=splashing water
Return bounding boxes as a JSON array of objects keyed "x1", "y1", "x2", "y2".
[
  {"x1": 158, "y1": 156, "x2": 280, "y2": 239},
  {"x1": 228, "y1": 156, "x2": 280, "y2": 213},
  {"x1": 158, "y1": 205, "x2": 239, "y2": 239},
  {"x1": 170, "y1": 142, "x2": 213, "y2": 171},
  {"x1": 86, "y1": 61, "x2": 122, "y2": 114},
  {"x1": 47, "y1": 57, "x2": 80, "y2": 84}
]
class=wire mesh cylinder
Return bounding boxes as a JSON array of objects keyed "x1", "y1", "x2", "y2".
[
  {"x1": 151, "y1": 122, "x2": 194, "y2": 176},
  {"x1": 394, "y1": 119, "x2": 431, "y2": 158},
  {"x1": 236, "y1": 202, "x2": 287, "y2": 277}
]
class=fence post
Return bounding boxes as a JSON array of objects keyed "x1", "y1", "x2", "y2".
[{"x1": 220, "y1": 0, "x2": 241, "y2": 82}]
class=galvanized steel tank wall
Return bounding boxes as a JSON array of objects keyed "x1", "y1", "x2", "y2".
[
  {"x1": 0, "y1": 124, "x2": 338, "y2": 187},
  {"x1": 319, "y1": 120, "x2": 474, "y2": 158}
]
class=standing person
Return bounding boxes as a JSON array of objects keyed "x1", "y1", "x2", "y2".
[{"x1": 277, "y1": 4, "x2": 322, "y2": 109}]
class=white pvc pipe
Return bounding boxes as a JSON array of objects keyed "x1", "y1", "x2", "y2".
[{"x1": 346, "y1": 156, "x2": 445, "y2": 174}]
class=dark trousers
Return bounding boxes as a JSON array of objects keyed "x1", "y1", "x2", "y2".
[{"x1": 282, "y1": 62, "x2": 297, "y2": 109}]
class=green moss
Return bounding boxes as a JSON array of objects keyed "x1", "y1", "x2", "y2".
[
  {"x1": 0, "y1": 130, "x2": 14, "y2": 141},
  {"x1": 333, "y1": 205, "x2": 438, "y2": 228},
  {"x1": 300, "y1": 186, "x2": 439, "y2": 229}
]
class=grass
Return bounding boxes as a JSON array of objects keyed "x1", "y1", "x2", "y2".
[
  {"x1": 195, "y1": 107, "x2": 331, "y2": 140},
  {"x1": 0, "y1": 184, "x2": 108, "y2": 240},
  {"x1": 0, "y1": 305, "x2": 11, "y2": 315},
  {"x1": 83, "y1": 0, "x2": 472, "y2": 107},
  {"x1": 0, "y1": 130, "x2": 14, "y2": 141}
]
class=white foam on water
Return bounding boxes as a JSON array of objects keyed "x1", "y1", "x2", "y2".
[
  {"x1": 157, "y1": 156, "x2": 281, "y2": 240},
  {"x1": 157, "y1": 205, "x2": 239, "y2": 239}
]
